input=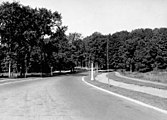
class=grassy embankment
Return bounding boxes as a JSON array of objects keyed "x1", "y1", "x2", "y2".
[
  {"x1": 107, "y1": 72, "x2": 167, "y2": 90},
  {"x1": 121, "y1": 71, "x2": 167, "y2": 84}
]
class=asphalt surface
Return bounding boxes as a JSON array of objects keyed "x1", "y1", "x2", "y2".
[{"x1": 0, "y1": 72, "x2": 166, "y2": 120}]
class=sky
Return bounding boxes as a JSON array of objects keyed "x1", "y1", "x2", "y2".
[{"x1": 1, "y1": 0, "x2": 167, "y2": 37}]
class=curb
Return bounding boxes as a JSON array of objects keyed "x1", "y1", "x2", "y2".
[{"x1": 82, "y1": 76, "x2": 167, "y2": 115}]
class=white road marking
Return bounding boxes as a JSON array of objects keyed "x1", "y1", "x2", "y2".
[{"x1": 82, "y1": 76, "x2": 167, "y2": 115}]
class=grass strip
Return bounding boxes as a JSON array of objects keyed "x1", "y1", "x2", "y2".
[
  {"x1": 84, "y1": 74, "x2": 167, "y2": 111},
  {"x1": 107, "y1": 72, "x2": 167, "y2": 90},
  {"x1": 121, "y1": 71, "x2": 167, "y2": 84}
]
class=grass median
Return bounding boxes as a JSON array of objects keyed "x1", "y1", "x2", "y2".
[
  {"x1": 107, "y1": 72, "x2": 167, "y2": 90},
  {"x1": 121, "y1": 71, "x2": 167, "y2": 84}
]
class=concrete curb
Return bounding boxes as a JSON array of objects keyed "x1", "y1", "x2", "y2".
[{"x1": 82, "y1": 76, "x2": 167, "y2": 115}]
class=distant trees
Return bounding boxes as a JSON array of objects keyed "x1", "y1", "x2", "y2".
[
  {"x1": 81, "y1": 28, "x2": 167, "y2": 72},
  {"x1": 83, "y1": 32, "x2": 107, "y2": 69}
]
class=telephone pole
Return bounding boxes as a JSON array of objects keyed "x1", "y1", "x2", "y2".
[
  {"x1": 107, "y1": 35, "x2": 110, "y2": 86},
  {"x1": 107, "y1": 35, "x2": 109, "y2": 72}
]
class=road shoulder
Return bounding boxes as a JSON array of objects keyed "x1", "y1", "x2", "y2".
[{"x1": 82, "y1": 74, "x2": 167, "y2": 115}]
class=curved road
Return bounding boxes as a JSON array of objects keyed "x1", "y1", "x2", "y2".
[{"x1": 0, "y1": 72, "x2": 166, "y2": 120}]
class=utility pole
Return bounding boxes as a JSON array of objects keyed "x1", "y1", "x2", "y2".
[{"x1": 107, "y1": 35, "x2": 109, "y2": 72}]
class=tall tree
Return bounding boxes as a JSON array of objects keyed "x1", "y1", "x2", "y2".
[{"x1": 0, "y1": 1, "x2": 63, "y2": 77}]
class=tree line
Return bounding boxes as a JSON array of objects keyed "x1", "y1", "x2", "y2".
[
  {"x1": 79, "y1": 28, "x2": 167, "y2": 72},
  {"x1": 0, "y1": 2, "x2": 167, "y2": 78}
]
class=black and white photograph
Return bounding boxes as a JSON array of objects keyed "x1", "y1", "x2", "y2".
[{"x1": 0, "y1": 0, "x2": 167, "y2": 119}]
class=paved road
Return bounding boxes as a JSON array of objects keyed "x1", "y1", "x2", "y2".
[{"x1": 0, "y1": 73, "x2": 166, "y2": 120}]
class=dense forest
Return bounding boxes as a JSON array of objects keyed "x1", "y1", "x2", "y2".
[
  {"x1": 82, "y1": 29, "x2": 167, "y2": 72},
  {"x1": 0, "y1": 2, "x2": 167, "y2": 77}
]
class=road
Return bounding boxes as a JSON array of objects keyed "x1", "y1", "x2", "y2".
[{"x1": 0, "y1": 72, "x2": 166, "y2": 120}]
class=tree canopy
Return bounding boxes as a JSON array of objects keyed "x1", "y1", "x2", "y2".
[
  {"x1": 0, "y1": 1, "x2": 67, "y2": 77},
  {"x1": 81, "y1": 28, "x2": 167, "y2": 72}
]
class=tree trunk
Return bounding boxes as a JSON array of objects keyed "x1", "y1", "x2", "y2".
[{"x1": 8, "y1": 61, "x2": 11, "y2": 78}]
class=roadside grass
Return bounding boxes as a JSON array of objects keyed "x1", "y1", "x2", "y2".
[
  {"x1": 84, "y1": 74, "x2": 167, "y2": 111},
  {"x1": 107, "y1": 72, "x2": 167, "y2": 90},
  {"x1": 0, "y1": 70, "x2": 87, "y2": 82},
  {"x1": 0, "y1": 69, "x2": 86, "y2": 79},
  {"x1": 121, "y1": 71, "x2": 167, "y2": 84}
]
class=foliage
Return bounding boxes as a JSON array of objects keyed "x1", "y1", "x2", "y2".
[
  {"x1": 80, "y1": 28, "x2": 167, "y2": 72},
  {"x1": 0, "y1": 1, "x2": 65, "y2": 77}
]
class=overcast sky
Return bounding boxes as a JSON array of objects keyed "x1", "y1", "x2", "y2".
[{"x1": 1, "y1": 0, "x2": 167, "y2": 36}]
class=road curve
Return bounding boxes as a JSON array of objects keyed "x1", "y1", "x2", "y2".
[{"x1": 0, "y1": 72, "x2": 166, "y2": 120}]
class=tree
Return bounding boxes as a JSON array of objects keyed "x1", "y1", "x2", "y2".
[
  {"x1": 83, "y1": 32, "x2": 107, "y2": 69},
  {"x1": 67, "y1": 32, "x2": 82, "y2": 43},
  {"x1": 110, "y1": 31, "x2": 130, "y2": 69},
  {"x1": 0, "y1": 1, "x2": 63, "y2": 77},
  {"x1": 0, "y1": 2, "x2": 25, "y2": 77}
]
